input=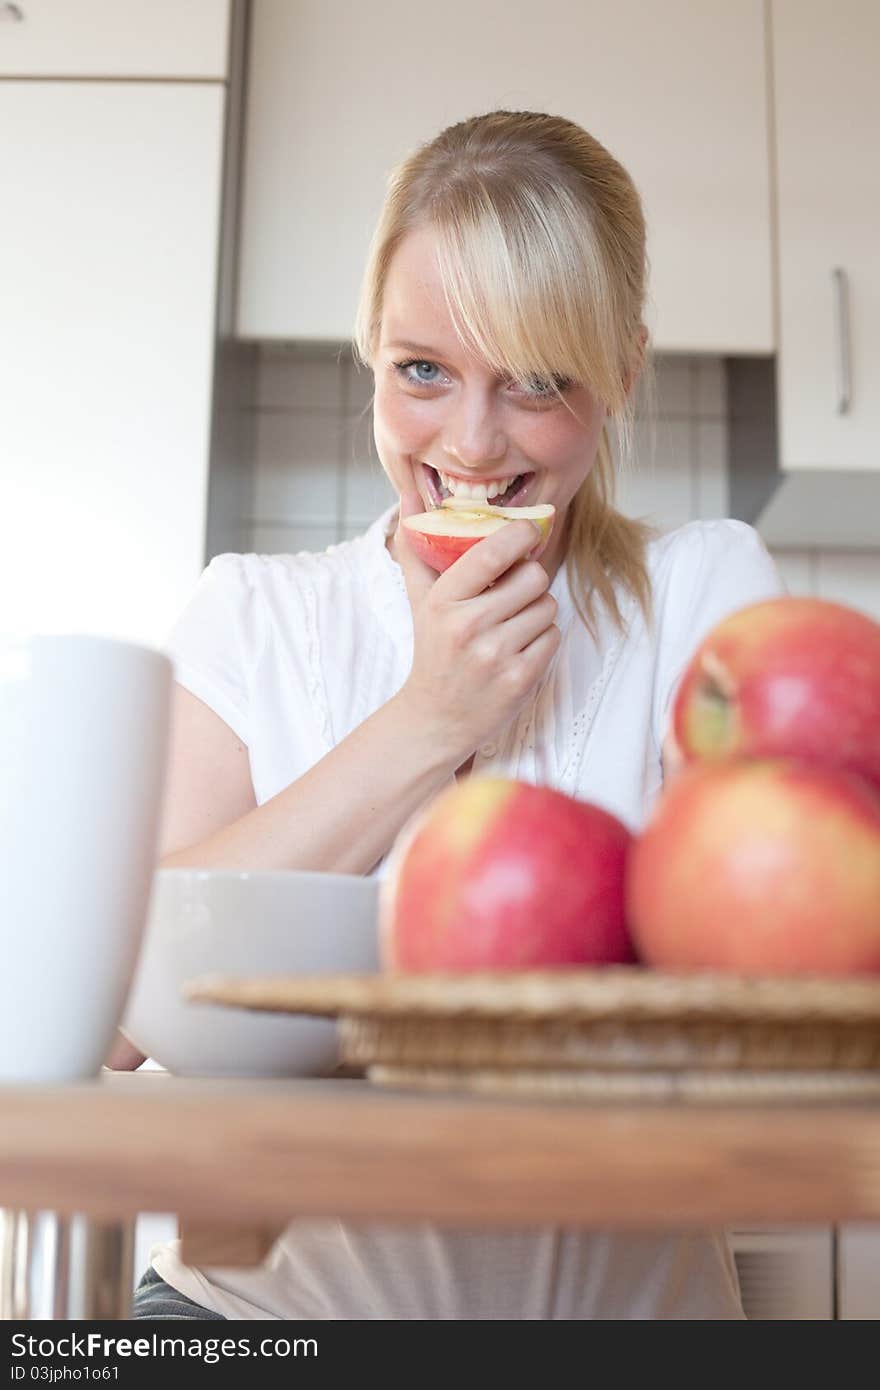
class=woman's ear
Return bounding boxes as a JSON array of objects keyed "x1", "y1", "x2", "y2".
[{"x1": 623, "y1": 324, "x2": 649, "y2": 399}]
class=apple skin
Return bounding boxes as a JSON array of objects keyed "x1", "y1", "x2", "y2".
[
  {"x1": 403, "y1": 503, "x2": 555, "y2": 574},
  {"x1": 405, "y1": 527, "x2": 488, "y2": 574},
  {"x1": 380, "y1": 777, "x2": 636, "y2": 971},
  {"x1": 627, "y1": 759, "x2": 880, "y2": 975},
  {"x1": 673, "y1": 597, "x2": 880, "y2": 790}
]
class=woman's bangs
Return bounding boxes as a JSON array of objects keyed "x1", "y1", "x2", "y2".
[{"x1": 431, "y1": 194, "x2": 618, "y2": 407}]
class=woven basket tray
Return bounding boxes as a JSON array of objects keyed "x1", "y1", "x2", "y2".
[{"x1": 186, "y1": 968, "x2": 880, "y2": 1103}]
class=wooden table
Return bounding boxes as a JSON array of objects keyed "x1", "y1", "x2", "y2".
[{"x1": 3, "y1": 1071, "x2": 880, "y2": 1317}]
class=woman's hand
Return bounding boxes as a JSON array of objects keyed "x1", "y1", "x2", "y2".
[
  {"x1": 103, "y1": 1030, "x2": 146, "y2": 1070},
  {"x1": 393, "y1": 489, "x2": 562, "y2": 760}
]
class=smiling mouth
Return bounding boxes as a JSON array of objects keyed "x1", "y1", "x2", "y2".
[{"x1": 422, "y1": 463, "x2": 534, "y2": 508}]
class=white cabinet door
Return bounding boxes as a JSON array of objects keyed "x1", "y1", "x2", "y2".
[
  {"x1": 237, "y1": 0, "x2": 772, "y2": 354},
  {"x1": 772, "y1": 0, "x2": 880, "y2": 472},
  {"x1": 0, "y1": 0, "x2": 230, "y2": 78},
  {"x1": 0, "y1": 82, "x2": 225, "y2": 645}
]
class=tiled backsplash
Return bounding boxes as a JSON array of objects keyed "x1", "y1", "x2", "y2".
[{"x1": 243, "y1": 347, "x2": 879, "y2": 621}]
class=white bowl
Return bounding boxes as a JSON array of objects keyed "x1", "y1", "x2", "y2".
[{"x1": 121, "y1": 869, "x2": 379, "y2": 1076}]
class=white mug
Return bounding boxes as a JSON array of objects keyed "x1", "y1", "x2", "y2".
[{"x1": 0, "y1": 635, "x2": 172, "y2": 1082}]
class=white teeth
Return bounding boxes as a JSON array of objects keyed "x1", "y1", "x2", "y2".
[{"x1": 435, "y1": 470, "x2": 524, "y2": 502}]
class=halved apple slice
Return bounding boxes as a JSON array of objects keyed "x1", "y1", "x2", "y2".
[{"x1": 402, "y1": 500, "x2": 555, "y2": 573}]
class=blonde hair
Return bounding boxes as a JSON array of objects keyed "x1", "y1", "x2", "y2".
[{"x1": 353, "y1": 110, "x2": 658, "y2": 639}]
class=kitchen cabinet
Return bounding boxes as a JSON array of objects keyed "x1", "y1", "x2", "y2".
[
  {"x1": 0, "y1": 0, "x2": 229, "y2": 78},
  {"x1": 0, "y1": 80, "x2": 225, "y2": 645},
  {"x1": 237, "y1": 0, "x2": 773, "y2": 354},
  {"x1": 771, "y1": 0, "x2": 880, "y2": 473}
]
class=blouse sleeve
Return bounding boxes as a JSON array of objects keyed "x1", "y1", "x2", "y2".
[
  {"x1": 161, "y1": 553, "x2": 266, "y2": 747},
  {"x1": 654, "y1": 520, "x2": 788, "y2": 745}
]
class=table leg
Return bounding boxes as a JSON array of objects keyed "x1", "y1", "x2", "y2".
[{"x1": 0, "y1": 1209, "x2": 134, "y2": 1319}]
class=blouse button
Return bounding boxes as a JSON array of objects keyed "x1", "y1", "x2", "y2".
[{"x1": 480, "y1": 742, "x2": 497, "y2": 758}]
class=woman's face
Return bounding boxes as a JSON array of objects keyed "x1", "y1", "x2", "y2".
[{"x1": 373, "y1": 225, "x2": 608, "y2": 580}]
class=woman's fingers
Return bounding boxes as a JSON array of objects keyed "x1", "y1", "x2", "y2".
[
  {"x1": 397, "y1": 500, "x2": 561, "y2": 757},
  {"x1": 438, "y1": 518, "x2": 545, "y2": 602},
  {"x1": 394, "y1": 493, "x2": 545, "y2": 611}
]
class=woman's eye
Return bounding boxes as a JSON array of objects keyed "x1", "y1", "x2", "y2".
[
  {"x1": 392, "y1": 359, "x2": 573, "y2": 399},
  {"x1": 511, "y1": 374, "x2": 573, "y2": 399},
  {"x1": 394, "y1": 359, "x2": 445, "y2": 387}
]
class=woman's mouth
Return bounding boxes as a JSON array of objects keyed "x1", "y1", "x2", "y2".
[{"x1": 421, "y1": 463, "x2": 535, "y2": 509}]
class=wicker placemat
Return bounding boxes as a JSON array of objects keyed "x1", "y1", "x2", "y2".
[
  {"x1": 364, "y1": 1064, "x2": 880, "y2": 1104},
  {"x1": 335, "y1": 1011, "x2": 880, "y2": 1072},
  {"x1": 186, "y1": 968, "x2": 880, "y2": 1098},
  {"x1": 186, "y1": 967, "x2": 880, "y2": 1025}
]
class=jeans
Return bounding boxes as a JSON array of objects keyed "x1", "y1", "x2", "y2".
[{"x1": 131, "y1": 1265, "x2": 226, "y2": 1320}]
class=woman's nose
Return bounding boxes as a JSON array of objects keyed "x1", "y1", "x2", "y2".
[{"x1": 442, "y1": 392, "x2": 507, "y2": 470}]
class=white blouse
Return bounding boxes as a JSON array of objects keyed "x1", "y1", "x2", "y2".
[{"x1": 151, "y1": 502, "x2": 786, "y2": 1319}]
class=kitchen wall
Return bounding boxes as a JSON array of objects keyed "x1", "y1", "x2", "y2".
[{"x1": 240, "y1": 349, "x2": 880, "y2": 620}]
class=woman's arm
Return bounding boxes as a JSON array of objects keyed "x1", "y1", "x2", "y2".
[
  {"x1": 161, "y1": 509, "x2": 555, "y2": 875},
  {"x1": 106, "y1": 516, "x2": 556, "y2": 1067},
  {"x1": 159, "y1": 683, "x2": 460, "y2": 875}
]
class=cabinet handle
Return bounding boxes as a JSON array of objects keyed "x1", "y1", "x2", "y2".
[
  {"x1": 0, "y1": 3, "x2": 24, "y2": 19},
  {"x1": 832, "y1": 267, "x2": 851, "y2": 415}
]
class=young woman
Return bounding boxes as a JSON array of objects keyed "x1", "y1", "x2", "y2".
[{"x1": 128, "y1": 110, "x2": 785, "y2": 1319}]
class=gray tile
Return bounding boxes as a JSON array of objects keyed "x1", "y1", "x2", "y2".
[
  {"x1": 253, "y1": 411, "x2": 343, "y2": 523},
  {"x1": 619, "y1": 418, "x2": 693, "y2": 531},
  {"x1": 694, "y1": 420, "x2": 729, "y2": 519},
  {"x1": 344, "y1": 357, "x2": 376, "y2": 416},
  {"x1": 629, "y1": 413, "x2": 660, "y2": 472},
  {"x1": 341, "y1": 410, "x2": 380, "y2": 471},
  {"x1": 256, "y1": 344, "x2": 347, "y2": 412},
  {"x1": 630, "y1": 360, "x2": 658, "y2": 423},
  {"x1": 652, "y1": 355, "x2": 695, "y2": 419},
  {"x1": 693, "y1": 357, "x2": 728, "y2": 419},
  {"x1": 814, "y1": 551, "x2": 880, "y2": 621},
  {"x1": 344, "y1": 457, "x2": 397, "y2": 529},
  {"x1": 768, "y1": 550, "x2": 814, "y2": 597},
  {"x1": 247, "y1": 521, "x2": 340, "y2": 555}
]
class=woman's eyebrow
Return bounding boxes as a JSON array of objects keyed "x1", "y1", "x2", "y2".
[{"x1": 384, "y1": 340, "x2": 446, "y2": 356}]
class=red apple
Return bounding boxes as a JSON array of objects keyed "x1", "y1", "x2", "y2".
[
  {"x1": 673, "y1": 597, "x2": 880, "y2": 790},
  {"x1": 627, "y1": 759, "x2": 880, "y2": 975},
  {"x1": 380, "y1": 777, "x2": 636, "y2": 971},
  {"x1": 402, "y1": 499, "x2": 555, "y2": 573}
]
